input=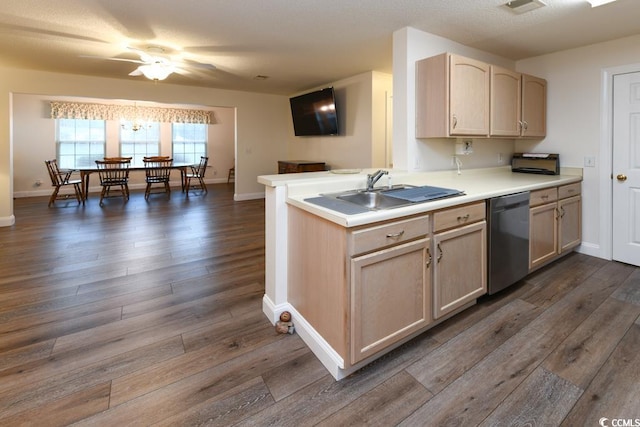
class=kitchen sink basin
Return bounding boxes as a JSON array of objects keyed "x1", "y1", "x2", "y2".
[
  {"x1": 313, "y1": 184, "x2": 464, "y2": 213},
  {"x1": 336, "y1": 191, "x2": 410, "y2": 209}
]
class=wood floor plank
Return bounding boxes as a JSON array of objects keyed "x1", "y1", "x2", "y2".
[
  {"x1": 0, "y1": 336, "x2": 185, "y2": 419},
  {"x1": 75, "y1": 337, "x2": 308, "y2": 426},
  {"x1": 111, "y1": 310, "x2": 285, "y2": 406},
  {"x1": 153, "y1": 377, "x2": 275, "y2": 427},
  {"x1": 542, "y1": 297, "x2": 640, "y2": 388},
  {"x1": 561, "y1": 322, "x2": 640, "y2": 426},
  {"x1": 0, "y1": 382, "x2": 111, "y2": 427},
  {"x1": 406, "y1": 298, "x2": 539, "y2": 394},
  {"x1": 611, "y1": 268, "x2": 640, "y2": 305},
  {"x1": 236, "y1": 332, "x2": 441, "y2": 427},
  {"x1": 315, "y1": 371, "x2": 432, "y2": 427},
  {"x1": 398, "y1": 326, "x2": 557, "y2": 426},
  {"x1": 479, "y1": 367, "x2": 583, "y2": 427},
  {"x1": 261, "y1": 351, "x2": 329, "y2": 402}
]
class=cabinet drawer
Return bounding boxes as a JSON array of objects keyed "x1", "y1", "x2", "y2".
[
  {"x1": 433, "y1": 201, "x2": 485, "y2": 233},
  {"x1": 530, "y1": 187, "x2": 558, "y2": 207},
  {"x1": 558, "y1": 182, "x2": 581, "y2": 199},
  {"x1": 349, "y1": 215, "x2": 430, "y2": 256}
]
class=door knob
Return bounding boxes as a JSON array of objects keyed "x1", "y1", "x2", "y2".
[{"x1": 616, "y1": 174, "x2": 627, "y2": 182}]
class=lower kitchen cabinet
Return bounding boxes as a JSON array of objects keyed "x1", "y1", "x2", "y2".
[
  {"x1": 351, "y1": 238, "x2": 431, "y2": 364},
  {"x1": 288, "y1": 207, "x2": 432, "y2": 367},
  {"x1": 529, "y1": 183, "x2": 581, "y2": 271},
  {"x1": 432, "y1": 203, "x2": 487, "y2": 319}
]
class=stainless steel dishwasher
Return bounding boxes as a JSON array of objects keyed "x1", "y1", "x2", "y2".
[{"x1": 487, "y1": 192, "x2": 530, "y2": 294}]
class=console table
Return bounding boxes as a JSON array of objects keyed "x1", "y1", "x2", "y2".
[{"x1": 278, "y1": 160, "x2": 326, "y2": 174}]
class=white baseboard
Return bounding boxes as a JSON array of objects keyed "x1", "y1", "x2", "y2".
[
  {"x1": 234, "y1": 192, "x2": 265, "y2": 201},
  {"x1": 576, "y1": 242, "x2": 607, "y2": 260},
  {"x1": 0, "y1": 215, "x2": 15, "y2": 227}
]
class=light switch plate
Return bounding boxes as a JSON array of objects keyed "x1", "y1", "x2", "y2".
[{"x1": 584, "y1": 156, "x2": 596, "y2": 167}]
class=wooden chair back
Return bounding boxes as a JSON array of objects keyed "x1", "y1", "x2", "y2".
[
  {"x1": 45, "y1": 159, "x2": 68, "y2": 186},
  {"x1": 143, "y1": 157, "x2": 173, "y2": 182},
  {"x1": 191, "y1": 156, "x2": 208, "y2": 178},
  {"x1": 95, "y1": 159, "x2": 131, "y2": 185}
]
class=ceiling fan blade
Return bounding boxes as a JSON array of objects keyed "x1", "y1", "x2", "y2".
[
  {"x1": 178, "y1": 58, "x2": 216, "y2": 71},
  {"x1": 79, "y1": 55, "x2": 144, "y2": 65},
  {"x1": 128, "y1": 68, "x2": 143, "y2": 76}
]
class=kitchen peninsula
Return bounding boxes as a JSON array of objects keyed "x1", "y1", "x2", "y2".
[{"x1": 258, "y1": 166, "x2": 582, "y2": 379}]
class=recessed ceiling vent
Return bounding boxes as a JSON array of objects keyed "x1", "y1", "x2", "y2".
[{"x1": 504, "y1": 0, "x2": 546, "y2": 14}]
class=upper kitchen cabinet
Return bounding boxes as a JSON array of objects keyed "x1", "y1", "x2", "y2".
[
  {"x1": 417, "y1": 53, "x2": 546, "y2": 139},
  {"x1": 490, "y1": 66, "x2": 521, "y2": 137},
  {"x1": 520, "y1": 74, "x2": 547, "y2": 138},
  {"x1": 416, "y1": 53, "x2": 490, "y2": 138}
]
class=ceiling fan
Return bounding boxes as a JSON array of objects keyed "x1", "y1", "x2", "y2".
[{"x1": 83, "y1": 45, "x2": 216, "y2": 81}]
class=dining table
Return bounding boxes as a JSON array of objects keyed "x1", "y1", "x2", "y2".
[{"x1": 77, "y1": 162, "x2": 195, "y2": 201}]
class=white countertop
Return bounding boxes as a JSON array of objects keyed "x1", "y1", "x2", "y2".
[{"x1": 259, "y1": 166, "x2": 582, "y2": 228}]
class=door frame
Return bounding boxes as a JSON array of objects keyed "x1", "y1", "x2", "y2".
[{"x1": 600, "y1": 63, "x2": 640, "y2": 260}]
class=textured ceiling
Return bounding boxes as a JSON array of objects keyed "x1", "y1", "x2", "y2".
[{"x1": 0, "y1": 0, "x2": 637, "y2": 95}]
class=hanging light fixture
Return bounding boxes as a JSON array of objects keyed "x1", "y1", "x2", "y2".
[
  {"x1": 129, "y1": 52, "x2": 176, "y2": 81},
  {"x1": 121, "y1": 102, "x2": 151, "y2": 132},
  {"x1": 137, "y1": 61, "x2": 175, "y2": 81}
]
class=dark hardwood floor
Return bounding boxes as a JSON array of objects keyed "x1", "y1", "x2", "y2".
[{"x1": 0, "y1": 184, "x2": 638, "y2": 426}]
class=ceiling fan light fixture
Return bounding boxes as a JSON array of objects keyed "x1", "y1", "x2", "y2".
[
  {"x1": 586, "y1": 0, "x2": 616, "y2": 6},
  {"x1": 137, "y1": 63, "x2": 175, "y2": 81}
]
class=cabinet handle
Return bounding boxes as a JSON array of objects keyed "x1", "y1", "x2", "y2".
[
  {"x1": 522, "y1": 121, "x2": 528, "y2": 131},
  {"x1": 554, "y1": 207, "x2": 559, "y2": 220},
  {"x1": 386, "y1": 230, "x2": 405, "y2": 239},
  {"x1": 457, "y1": 214, "x2": 470, "y2": 222},
  {"x1": 452, "y1": 114, "x2": 457, "y2": 129},
  {"x1": 426, "y1": 248, "x2": 432, "y2": 268},
  {"x1": 560, "y1": 206, "x2": 565, "y2": 218},
  {"x1": 541, "y1": 195, "x2": 549, "y2": 200},
  {"x1": 437, "y1": 243, "x2": 443, "y2": 263},
  {"x1": 518, "y1": 120, "x2": 524, "y2": 130}
]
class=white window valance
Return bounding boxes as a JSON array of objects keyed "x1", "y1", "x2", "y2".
[{"x1": 50, "y1": 101, "x2": 212, "y2": 124}]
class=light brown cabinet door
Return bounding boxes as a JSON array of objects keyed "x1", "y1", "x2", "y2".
[
  {"x1": 449, "y1": 54, "x2": 490, "y2": 136},
  {"x1": 433, "y1": 221, "x2": 487, "y2": 319},
  {"x1": 490, "y1": 66, "x2": 522, "y2": 137},
  {"x1": 529, "y1": 202, "x2": 558, "y2": 270},
  {"x1": 559, "y1": 195, "x2": 582, "y2": 253},
  {"x1": 521, "y1": 74, "x2": 547, "y2": 137},
  {"x1": 350, "y1": 238, "x2": 431, "y2": 365}
]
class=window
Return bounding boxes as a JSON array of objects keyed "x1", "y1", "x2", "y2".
[
  {"x1": 120, "y1": 121, "x2": 160, "y2": 166},
  {"x1": 56, "y1": 119, "x2": 106, "y2": 169},
  {"x1": 172, "y1": 123, "x2": 207, "y2": 164}
]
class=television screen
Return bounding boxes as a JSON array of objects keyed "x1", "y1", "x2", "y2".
[{"x1": 289, "y1": 87, "x2": 339, "y2": 136}]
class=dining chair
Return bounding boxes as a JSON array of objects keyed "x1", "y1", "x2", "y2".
[
  {"x1": 227, "y1": 165, "x2": 235, "y2": 184},
  {"x1": 95, "y1": 158, "x2": 131, "y2": 206},
  {"x1": 184, "y1": 156, "x2": 208, "y2": 195},
  {"x1": 44, "y1": 159, "x2": 83, "y2": 207},
  {"x1": 143, "y1": 156, "x2": 173, "y2": 200}
]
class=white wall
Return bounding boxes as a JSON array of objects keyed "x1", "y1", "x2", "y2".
[
  {"x1": 286, "y1": 71, "x2": 392, "y2": 170},
  {"x1": 515, "y1": 34, "x2": 640, "y2": 259},
  {"x1": 392, "y1": 27, "x2": 518, "y2": 173},
  {"x1": 0, "y1": 66, "x2": 291, "y2": 224},
  {"x1": 12, "y1": 94, "x2": 236, "y2": 195}
]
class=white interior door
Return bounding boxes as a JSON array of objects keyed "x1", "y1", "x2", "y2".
[{"x1": 612, "y1": 72, "x2": 640, "y2": 266}]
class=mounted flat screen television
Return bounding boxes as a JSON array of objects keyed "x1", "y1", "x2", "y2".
[{"x1": 289, "y1": 87, "x2": 339, "y2": 136}]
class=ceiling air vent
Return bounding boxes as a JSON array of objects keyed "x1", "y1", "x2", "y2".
[{"x1": 504, "y1": 0, "x2": 546, "y2": 14}]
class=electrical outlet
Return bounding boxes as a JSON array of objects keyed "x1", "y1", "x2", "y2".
[
  {"x1": 463, "y1": 140, "x2": 473, "y2": 155},
  {"x1": 584, "y1": 156, "x2": 596, "y2": 167},
  {"x1": 498, "y1": 153, "x2": 504, "y2": 163}
]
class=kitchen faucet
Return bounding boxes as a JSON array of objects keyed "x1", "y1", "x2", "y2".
[{"x1": 366, "y1": 169, "x2": 389, "y2": 191}]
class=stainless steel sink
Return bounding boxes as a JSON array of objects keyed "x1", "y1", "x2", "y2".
[{"x1": 336, "y1": 191, "x2": 410, "y2": 210}]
